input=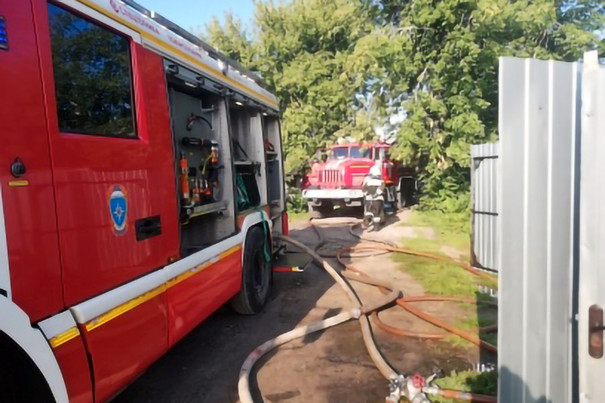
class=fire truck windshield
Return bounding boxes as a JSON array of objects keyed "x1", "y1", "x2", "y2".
[
  {"x1": 350, "y1": 146, "x2": 371, "y2": 159},
  {"x1": 329, "y1": 147, "x2": 349, "y2": 159},
  {"x1": 328, "y1": 146, "x2": 371, "y2": 160}
]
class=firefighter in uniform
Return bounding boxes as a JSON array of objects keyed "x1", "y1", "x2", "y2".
[{"x1": 362, "y1": 164, "x2": 386, "y2": 230}]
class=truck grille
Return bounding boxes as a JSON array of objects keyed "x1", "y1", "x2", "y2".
[{"x1": 322, "y1": 169, "x2": 341, "y2": 186}]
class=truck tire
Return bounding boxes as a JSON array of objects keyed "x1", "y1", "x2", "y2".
[
  {"x1": 0, "y1": 357, "x2": 17, "y2": 403},
  {"x1": 0, "y1": 332, "x2": 53, "y2": 403},
  {"x1": 397, "y1": 194, "x2": 406, "y2": 209},
  {"x1": 308, "y1": 201, "x2": 333, "y2": 219},
  {"x1": 231, "y1": 226, "x2": 272, "y2": 315}
]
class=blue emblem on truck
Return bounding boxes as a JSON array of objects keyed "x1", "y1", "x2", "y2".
[{"x1": 108, "y1": 185, "x2": 128, "y2": 235}]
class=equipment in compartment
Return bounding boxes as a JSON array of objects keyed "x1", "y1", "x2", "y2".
[
  {"x1": 179, "y1": 136, "x2": 222, "y2": 213},
  {"x1": 175, "y1": 97, "x2": 225, "y2": 222}
]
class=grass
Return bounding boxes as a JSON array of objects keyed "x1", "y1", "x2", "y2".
[
  {"x1": 287, "y1": 210, "x2": 310, "y2": 222},
  {"x1": 403, "y1": 210, "x2": 471, "y2": 254},
  {"x1": 394, "y1": 210, "x2": 497, "y2": 297},
  {"x1": 430, "y1": 370, "x2": 498, "y2": 403},
  {"x1": 393, "y1": 210, "x2": 478, "y2": 299},
  {"x1": 394, "y1": 210, "x2": 499, "y2": 393}
]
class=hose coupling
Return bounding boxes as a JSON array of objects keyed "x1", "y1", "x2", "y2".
[
  {"x1": 385, "y1": 375, "x2": 406, "y2": 403},
  {"x1": 406, "y1": 373, "x2": 433, "y2": 403}
]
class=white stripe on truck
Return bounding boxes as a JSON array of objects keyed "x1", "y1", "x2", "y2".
[{"x1": 0, "y1": 186, "x2": 11, "y2": 298}]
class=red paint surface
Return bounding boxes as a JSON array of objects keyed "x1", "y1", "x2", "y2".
[
  {"x1": 52, "y1": 336, "x2": 93, "y2": 403},
  {"x1": 2, "y1": 2, "x2": 271, "y2": 400},
  {"x1": 32, "y1": 1, "x2": 179, "y2": 306},
  {"x1": 312, "y1": 144, "x2": 399, "y2": 191},
  {"x1": 80, "y1": 293, "x2": 168, "y2": 403},
  {"x1": 0, "y1": 0, "x2": 64, "y2": 321},
  {"x1": 282, "y1": 211, "x2": 289, "y2": 236},
  {"x1": 30, "y1": 3, "x2": 177, "y2": 398},
  {"x1": 167, "y1": 249, "x2": 242, "y2": 346}
]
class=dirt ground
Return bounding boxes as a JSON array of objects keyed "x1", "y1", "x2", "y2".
[{"x1": 115, "y1": 211, "x2": 483, "y2": 403}]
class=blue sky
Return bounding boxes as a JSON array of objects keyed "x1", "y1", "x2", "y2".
[{"x1": 137, "y1": 0, "x2": 256, "y2": 33}]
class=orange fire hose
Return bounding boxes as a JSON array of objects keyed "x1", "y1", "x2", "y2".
[
  {"x1": 338, "y1": 249, "x2": 499, "y2": 354},
  {"x1": 307, "y1": 220, "x2": 498, "y2": 402}
]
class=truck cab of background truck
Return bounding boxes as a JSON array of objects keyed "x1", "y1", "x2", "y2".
[{"x1": 303, "y1": 143, "x2": 399, "y2": 217}]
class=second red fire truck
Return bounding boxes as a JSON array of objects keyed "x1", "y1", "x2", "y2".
[
  {"x1": 0, "y1": 1, "x2": 286, "y2": 402},
  {"x1": 303, "y1": 142, "x2": 413, "y2": 217}
]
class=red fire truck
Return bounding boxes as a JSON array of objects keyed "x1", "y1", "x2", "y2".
[
  {"x1": 0, "y1": 1, "x2": 286, "y2": 402},
  {"x1": 302, "y1": 143, "x2": 405, "y2": 217}
]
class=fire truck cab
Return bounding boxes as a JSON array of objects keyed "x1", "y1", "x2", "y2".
[
  {"x1": 0, "y1": 1, "x2": 285, "y2": 402},
  {"x1": 303, "y1": 143, "x2": 399, "y2": 217}
]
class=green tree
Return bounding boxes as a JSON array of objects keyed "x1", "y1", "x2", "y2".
[
  {"x1": 206, "y1": 0, "x2": 374, "y2": 173},
  {"x1": 351, "y1": 0, "x2": 604, "y2": 211},
  {"x1": 207, "y1": 0, "x2": 603, "y2": 211}
]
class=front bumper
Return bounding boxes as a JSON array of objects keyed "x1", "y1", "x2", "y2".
[{"x1": 302, "y1": 188, "x2": 364, "y2": 200}]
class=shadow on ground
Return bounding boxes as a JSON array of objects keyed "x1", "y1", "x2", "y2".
[
  {"x1": 114, "y1": 210, "x2": 493, "y2": 403},
  {"x1": 114, "y1": 212, "x2": 375, "y2": 403}
]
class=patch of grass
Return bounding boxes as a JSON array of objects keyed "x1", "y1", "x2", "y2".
[
  {"x1": 394, "y1": 210, "x2": 498, "y2": 348},
  {"x1": 287, "y1": 210, "x2": 310, "y2": 222},
  {"x1": 481, "y1": 332, "x2": 497, "y2": 347},
  {"x1": 431, "y1": 370, "x2": 498, "y2": 403},
  {"x1": 456, "y1": 308, "x2": 497, "y2": 332},
  {"x1": 393, "y1": 253, "x2": 478, "y2": 298},
  {"x1": 404, "y1": 210, "x2": 470, "y2": 256},
  {"x1": 395, "y1": 210, "x2": 497, "y2": 296}
]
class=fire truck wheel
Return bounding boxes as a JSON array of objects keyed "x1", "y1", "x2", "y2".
[
  {"x1": 0, "y1": 331, "x2": 53, "y2": 402},
  {"x1": 308, "y1": 202, "x2": 332, "y2": 219},
  {"x1": 231, "y1": 226, "x2": 272, "y2": 315},
  {"x1": 397, "y1": 193, "x2": 406, "y2": 209}
]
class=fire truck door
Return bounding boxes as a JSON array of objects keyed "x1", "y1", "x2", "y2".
[
  {"x1": 34, "y1": 3, "x2": 179, "y2": 400},
  {"x1": 0, "y1": 1, "x2": 64, "y2": 322}
]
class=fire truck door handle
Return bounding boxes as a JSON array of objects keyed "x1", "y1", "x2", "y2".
[{"x1": 135, "y1": 215, "x2": 162, "y2": 241}]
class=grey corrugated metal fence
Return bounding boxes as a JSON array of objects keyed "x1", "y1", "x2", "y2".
[
  {"x1": 471, "y1": 143, "x2": 498, "y2": 272},
  {"x1": 498, "y1": 57, "x2": 580, "y2": 403},
  {"x1": 577, "y1": 52, "x2": 605, "y2": 401}
]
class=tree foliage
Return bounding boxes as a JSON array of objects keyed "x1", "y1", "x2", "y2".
[
  {"x1": 207, "y1": 0, "x2": 374, "y2": 173},
  {"x1": 206, "y1": 0, "x2": 603, "y2": 211},
  {"x1": 355, "y1": 0, "x2": 603, "y2": 211}
]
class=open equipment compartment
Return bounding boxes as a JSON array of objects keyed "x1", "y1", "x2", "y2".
[
  {"x1": 263, "y1": 114, "x2": 285, "y2": 220},
  {"x1": 230, "y1": 100, "x2": 267, "y2": 213},
  {"x1": 166, "y1": 62, "x2": 236, "y2": 256}
]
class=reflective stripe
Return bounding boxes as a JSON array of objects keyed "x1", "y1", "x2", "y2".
[
  {"x1": 85, "y1": 284, "x2": 166, "y2": 331},
  {"x1": 166, "y1": 245, "x2": 241, "y2": 289},
  {"x1": 49, "y1": 327, "x2": 80, "y2": 348},
  {"x1": 83, "y1": 245, "x2": 242, "y2": 332}
]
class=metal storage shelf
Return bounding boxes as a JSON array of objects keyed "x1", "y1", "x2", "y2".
[
  {"x1": 184, "y1": 200, "x2": 229, "y2": 219},
  {"x1": 234, "y1": 160, "x2": 261, "y2": 166}
]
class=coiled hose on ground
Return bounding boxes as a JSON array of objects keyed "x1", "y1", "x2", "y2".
[
  {"x1": 238, "y1": 219, "x2": 498, "y2": 403},
  {"x1": 329, "y1": 224, "x2": 498, "y2": 354}
]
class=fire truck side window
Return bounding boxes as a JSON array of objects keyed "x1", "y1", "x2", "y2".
[{"x1": 47, "y1": 4, "x2": 136, "y2": 138}]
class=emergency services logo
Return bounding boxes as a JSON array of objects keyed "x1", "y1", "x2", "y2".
[{"x1": 108, "y1": 185, "x2": 128, "y2": 236}]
